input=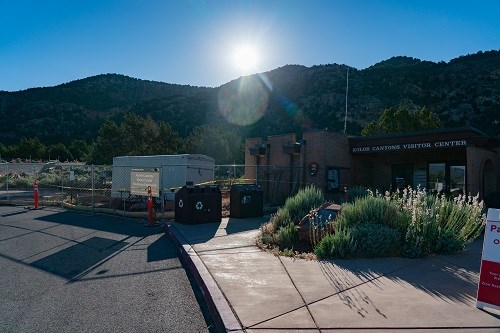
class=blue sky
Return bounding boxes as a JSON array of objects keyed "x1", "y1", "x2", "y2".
[{"x1": 0, "y1": 0, "x2": 498, "y2": 91}]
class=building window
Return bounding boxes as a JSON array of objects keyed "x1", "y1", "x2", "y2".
[
  {"x1": 450, "y1": 165, "x2": 466, "y2": 195},
  {"x1": 325, "y1": 167, "x2": 340, "y2": 192},
  {"x1": 429, "y1": 163, "x2": 446, "y2": 193},
  {"x1": 428, "y1": 162, "x2": 466, "y2": 195}
]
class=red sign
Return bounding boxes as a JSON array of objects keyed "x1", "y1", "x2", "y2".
[{"x1": 476, "y1": 209, "x2": 500, "y2": 311}]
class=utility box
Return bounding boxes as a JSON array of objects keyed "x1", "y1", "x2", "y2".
[
  {"x1": 111, "y1": 154, "x2": 215, "y2": 200},
  {"x1": 175, "y1": 185, "x2": 222, "y2": 224},
  {"x1": 230, "y1": 184, "x2": 264, "y2": 218}
]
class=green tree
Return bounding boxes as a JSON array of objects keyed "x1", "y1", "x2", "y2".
[
  {"x1": 47, "y1": 143, "x2": 73, "y2": 161},
  {"x1": 416, "y1": 107, "x2": 441, "y2": 130},
  {"x1": 0, "y1": 143, "x2": 7, "y2": 161},
  {"x1": 120, "y1": 113, "x2": 159, "y2": 156},
  {"x1": 361, "y1": 106, "x2": 440, "y2": 136},
  {"x1": 187, "y1": 124, "x2": 243, "y2": 164},
  {"x1": 1, "y1": 143, "x2": 17, "y2": 161},
  {"x1": 15, "y1": 137, "x2": 46, "y2": 160},
  {"x1": 154, "y1": 122, "x2": 185, "y2": 155},
  {"x1": 68, "y1": 139, "x2": 90, "y2": 161},
  {"x1": 89, "y1": 114, "x2": 185, "y2": 164},
  {"x1": 89, "y1": 119, "x2": 122, "y2": 164}
]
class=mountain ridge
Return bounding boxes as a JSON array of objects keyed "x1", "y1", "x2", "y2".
[{"x1": 0, "y1": 50, "x2": 498, "y2": 145}]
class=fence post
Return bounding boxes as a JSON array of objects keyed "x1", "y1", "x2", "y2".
[
  {"x1": 147, "y1": 186, "x2": 153, "y2": 226},
  {"x1": 6, "y1": 163, "x2": 9, "y2": 202},
  {"x1": 33, "y1": 164, "x2": 37, "y2": 206},
  {"x1": 60, "y1": 162, "x2": 64, "y2": 205},
  {"x1": 232, "y1": 164, "x2": 236, "y2": 186},
  {"x1": 255, "y1": 164, "x2": 259, "y2": 185},
  {"x1": 160, "y1": 165, "x2": 165, "y2": 224},
  {"x1": 122, "y1": 191, "x2": 126, "y2": 217},
  {"x1": 91, "y1": 164, "x2": 95, "y2": 213},
  {"x1": 34, "y1": 178, "x2": 39, "y2": 209}
]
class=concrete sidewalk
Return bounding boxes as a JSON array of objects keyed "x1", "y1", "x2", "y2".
[{"x1": 166, "y1": 216, "x2": 500, "y2": 332}]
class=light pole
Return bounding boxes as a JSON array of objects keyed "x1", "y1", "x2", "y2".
[{"x1": 343, "y1": 67, "x2": 349, "y2": 134}]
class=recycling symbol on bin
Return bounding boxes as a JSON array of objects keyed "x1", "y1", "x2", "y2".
[
  {"x1": 195, "y1": 201, "x2": 204, "y2": 210},
  {"x1": 178, "y1": 199, "x2": 184, "y2": 208},
  {"x1": 241, "y1": 195, "x2": 251, "y2": 205}
]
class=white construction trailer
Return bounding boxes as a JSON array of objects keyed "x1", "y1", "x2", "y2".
[{"x1": 111, "y1": 154, "x2": 215, "y2": 200}]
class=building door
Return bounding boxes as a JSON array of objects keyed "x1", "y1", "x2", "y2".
[{"x1": 392, "y1": 164, "x2": 414, "y2": 191}]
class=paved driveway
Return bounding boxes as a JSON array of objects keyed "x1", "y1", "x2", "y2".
[{"x1": 0, "y1": 206, "x2": 214, "y2": 332}]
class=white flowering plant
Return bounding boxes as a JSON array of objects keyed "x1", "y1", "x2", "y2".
[{"x1": 314, "y1": 186, "x2": 485, "y2": 259}]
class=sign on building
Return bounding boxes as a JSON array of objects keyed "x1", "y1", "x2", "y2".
[
  {"x1": 351, "y1": 139, "x2": 468, "y2": 153},
  {"x1": 130, "y1": 168, "x2": 160, "y2": 197},
  {"x1": 476, "y1": 208, "x2": 500, "y2": 311}
]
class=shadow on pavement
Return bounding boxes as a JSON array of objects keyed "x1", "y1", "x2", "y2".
[
  {"x1": 1, "y1": 209, "x2": 29, "y2": 217},
  {"x1": 225, "y1": 217, "x2": 266, "y2": 234},
  {"x1": 3, "y1": 208, "x2": 172, "y2": 281},
  {"x1": 32, "y1": 236, "x2": 128, "y2": 279},
  {"x1": 318, "y1": 238, "x2": 484, "y2": 310},
  {"x1": 36, "y1": 210, "x2": 158, "y2": 237},
  {"x1": 175, "y1": 215, "x2": 269, "y2": 245},
  {"x1": 147, "y1": 234, "x2": 178, "y2": 262}
]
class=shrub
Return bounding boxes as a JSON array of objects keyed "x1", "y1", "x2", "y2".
[
  {"x1": 259, "y1": 221, "x2": 276, "y2": 246},
  {"x1": 315, "y1": 187, "x2": 484, "y2": 259},
  {"x1": 402, "y1": 220, "x2": 437, "y2": 258},
  {"x1": 260, "y1": 233, "x2": 273, "y2": 246},
  {"x1": 314, "y1": 224, "x2": 400, "y2": 259},
  {"x1": 314, "y1": 229, "x2": 355, "y2": 259},
  {"x1": 276, "y1": 223, "x2": 299, "y2": 250},
  {"x1": 396, "y1": 188, "x2": 484, "y2": 257},
  {"x1": 270, "y1": 208, "x2": 293, "y2": 229},
  {"x1": 350, "y1": 224, "x2": 401, "y2": 258},
  {"x1": 446, "y1": 194, "x2": 484, "y2": 241},
  {"x1": 280, "y1": 248, "x2": 295, "y2": 257},
  {"x1": 258, "y1": 186, "x2": 324, "y2": 255},
  {"x1": 434, "y1": 228, "x2": 465, "y2": 254},
  {"x1": 336, "y1": 195, "x2": 410, "y2": 233},
  {"x1": 261, "y1": 184, "x2": 485, "y2": 260},
  {"x1": 272, "y1": 185, "x2": 324, "y2": 227},
  {"x1": 7, "y1": 177, "x2": 33, "y2": 189},
  {"x1": 346, "y1": 186, "x2": 369, "y2": 203}
]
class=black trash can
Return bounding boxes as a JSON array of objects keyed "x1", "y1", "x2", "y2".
[
  {"x1": 230, "y1": 184, "x2": 264, "y2": 218},
  {"x1": 175, "y1": 185, "x2": 222, "y2": 224}
]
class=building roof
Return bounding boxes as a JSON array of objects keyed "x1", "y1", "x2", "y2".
[
  {"x1": 349, "y1": 126, "x2": 499, "y2": 152},
  {"x1": 349, "y1": 126, "x2": 491, "y2": 142}
]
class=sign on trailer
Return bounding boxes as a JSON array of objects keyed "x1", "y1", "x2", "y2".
[{"x1": 130, "y1": 168, "x2": 160, "y2": 197}]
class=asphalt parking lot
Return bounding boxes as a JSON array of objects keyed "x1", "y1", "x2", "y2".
[{"x1": 0, "y1": 205, "x2": 215, "y2": 333}]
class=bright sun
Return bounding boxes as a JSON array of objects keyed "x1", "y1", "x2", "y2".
[{"x1": 232, "y1": 44, "x2": 259, "y2": 75}]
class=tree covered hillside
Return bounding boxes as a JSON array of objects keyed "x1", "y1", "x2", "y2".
[{"x1": 0, "y1": 50, "x2": 498, "y2": 152}]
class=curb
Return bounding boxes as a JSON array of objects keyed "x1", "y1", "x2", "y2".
[{"x1": 165, "y1": 223, "x2": 244, "y2": 333}]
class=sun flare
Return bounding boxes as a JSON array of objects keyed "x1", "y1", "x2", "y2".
[{"x1": 232, "y1": 44, "x2": 259, "y2": 75}]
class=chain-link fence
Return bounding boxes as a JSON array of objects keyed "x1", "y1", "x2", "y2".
[
  {"x1": 0, "y1": 162, "x2": 112, "y2": 208},
  {"x1": 0, "y1": 162, "x2": 350, "y2": 216}
]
